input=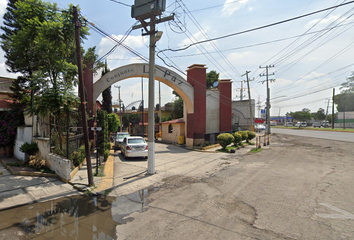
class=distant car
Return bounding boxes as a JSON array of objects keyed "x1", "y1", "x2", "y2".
[
  {"x1": 121, "y1": 136, "x2": 148, "y2": 159},
  {"x1": 115, "y1": 132, "x2": 130, "y2": 150},
  {"x1": 312, "y1": 122, "x2": 321, "y2": 128},
  {"x1": 284, "y1": 122, "x2": 293, "y2": 127},
  {"x1": 295, "y1": 122, "x2": 307, "y2": 127},
  {"x1": 270, "y1": 121, "x2": 277, "y2": 126},
  {"x1": 322, "y1": 121, "x2": 330, "y2": 127},
  {"x1": 255, "y1": 124, "x2": 266, "y2": 132}
]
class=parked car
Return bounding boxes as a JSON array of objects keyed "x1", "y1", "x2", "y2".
[
  {"x1": 284, "y1": 122, "x2": 293, "y2": 127},
  {"x1": 255, "y1": 124, "x2": 266, "y2": 132},
  {"x1": 121, "y1": 136, "x2": 148, "y2": 159},
  {"x1": 115, "y1": 132, "x2": 130, "y2": 150},
  {"x1": 322, "y1": 120, "x2": 330, "y2": 127},
  {"x1": 270, "y1": 121, "x2": 277, "y2": 126},
  {"x1": 312, "y1": 122, "x2": 321, "y2": 128},
  {"x1": 295, "y1": 122, "x2": 307, "y2": 127}
]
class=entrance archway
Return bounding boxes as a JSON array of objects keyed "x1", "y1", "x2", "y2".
[{"x1": 92, "y1": 63, "x2": 194, "y2": 114}]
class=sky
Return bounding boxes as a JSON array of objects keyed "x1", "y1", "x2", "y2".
[{"x1": 0, "y1": 0, "x2": 353, "y2": 117}]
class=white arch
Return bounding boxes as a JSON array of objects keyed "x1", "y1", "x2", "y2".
[{"x1": 93, "y1": 63, "x2": 194, "y2": 114}]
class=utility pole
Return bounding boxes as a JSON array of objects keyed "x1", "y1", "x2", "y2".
[
  {"x1": 242, "y1": 71, "x2": 254, "y2": 132},
  {"x1": 325, "y1": 98, "x2": 330, "y2": 122},
  {"x1": 159, "y1": 81, "x2": 162, "y2": 136},
  {"x1": 259, "y1": 65, "x2": 275, "y2": 135},
  {"x1": 131, "y1": 3, "x2": 173, "y2": 175},
  {"x1": 141, "y1": 77, "x2": 144, "y2": 137},
  {"x1": 73, "y1": 7, "x2": 93, "y2": 186},
  {"x1": 332, "y1": 88, "x2": 335, "y2": 129},
  {"x1": 114, "y1": 85, "x2": 122, "y2": 132}
]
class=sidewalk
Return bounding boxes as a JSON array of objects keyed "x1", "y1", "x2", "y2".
[{"x1": 0, "y1": 150, "x2": 115, "y2": 211}]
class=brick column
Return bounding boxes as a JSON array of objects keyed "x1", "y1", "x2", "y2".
[
  {"x1": 218, "y1": 79, "x2": 232, "y2": 132},
  {"x1": 186, "y1": 64, "x2": 207, "y2": 145}
]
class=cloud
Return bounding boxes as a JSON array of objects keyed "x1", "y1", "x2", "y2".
[
  {"x1": 0, "y1": 0, "x2": 7, "y2": 17},
  {"x1": 305, "y1": 14, "x2": 354, "y2": 29},
  {"x1": 222, "y1": 0, "x2": 249, "y2": 17},
  {"x1": 177, "y1": 28, "x2": 210, "y2": 48}
]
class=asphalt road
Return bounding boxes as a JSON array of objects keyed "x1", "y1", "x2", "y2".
[{"x1": 271, "y1": 127, "x2": 354, "y2": 142}]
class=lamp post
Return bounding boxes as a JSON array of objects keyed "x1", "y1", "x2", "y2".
[{"x1": 114, "y1": 85, "x2": 122, "y2": 132}]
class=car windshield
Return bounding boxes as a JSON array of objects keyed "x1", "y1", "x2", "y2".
[
  {"x1": 117, "y1": 134, "x2": 130, "y2": 140},
  {"x1": 128, "y1": 138, "x2": 145, "y2": 144}
]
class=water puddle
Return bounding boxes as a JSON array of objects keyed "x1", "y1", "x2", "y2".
[{"x1": 0, "y1": 188, "x2": 158, "y2": 239}]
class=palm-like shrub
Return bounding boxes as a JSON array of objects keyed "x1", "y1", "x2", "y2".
[
  {"x1": 246, "y1": 131, "x2": 256, "y2": 142},
  {"x1": 233, "y1": 132, "x2": 242, "y2": 146},
  {"x1": 238, "y1": 131, "x2": 248, "y2": 141},
  {"x1": 217, "y1": 133, "x2": 234, "y2": 149}
]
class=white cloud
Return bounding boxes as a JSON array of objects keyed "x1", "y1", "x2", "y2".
[
  {"x1": 305, "y1": 14, "x2": 354, "y2": 29},
  {"x1": 222, "y1": 0, "x2": 249, "y2": 17},
  {"x1": 0, "y1": 0, "x2": 7, "y2": 18},
  {"x1": 178, "y1": 28, "x2": 210, "y2": 48}
]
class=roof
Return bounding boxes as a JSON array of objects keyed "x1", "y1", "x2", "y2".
[
  {"x1": 161, "y1": 118, "x2": 185, "y2": 124},
  {"x1": 0, "y1": 77, "x2": 14, "y2": 93},
  {"x1": 0, "y1": 99, "x2": 13, "y2": 109}
]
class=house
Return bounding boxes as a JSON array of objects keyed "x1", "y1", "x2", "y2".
[
  {"x1": 0, "y1": 77, "x2": 15, "y2": 113},
  {"x1": 161, "y1": 118, "x2": 185, "y2": 144}
]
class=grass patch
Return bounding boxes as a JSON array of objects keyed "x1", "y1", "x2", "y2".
[
  {"x1": 39, "y1": 166, "x2": 55, "y2": 174},
  {"x1": 250, "y1": 148, "x2": 262, "y2": 153},
  {"x1": 6, "y1": 162, "x2": 21, "y2": 167}
]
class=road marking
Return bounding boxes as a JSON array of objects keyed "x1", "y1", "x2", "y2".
[{"x1": 316, "y1": 203, "x2": 354, "y2": 219}]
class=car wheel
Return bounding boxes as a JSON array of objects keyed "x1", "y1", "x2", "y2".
[{"x1": 145, "y1": 156, "x2": 148, "y2": 159}]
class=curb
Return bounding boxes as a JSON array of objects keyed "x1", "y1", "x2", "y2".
[
  {"x1": 93, "y1": 150, "x2": 114, "y2": 195},
  {"x1": 0, "y1": 159, "x2": 58, "y2": 178}
]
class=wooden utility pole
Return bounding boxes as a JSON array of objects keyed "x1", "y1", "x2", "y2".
[
  {"x1": 242, "y1": 71, "x2": 254, "y2": 131},
  {"x1": 332, "y1": 88, "x2": 335, "y2": 129},
  {"x1": 259, "y1": 65, "x2": 275, "y2": 135},
  {"x1": 73, "y1": 7, "x2": 94, "y2": 186}
]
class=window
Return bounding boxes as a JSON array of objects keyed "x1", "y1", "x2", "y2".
[{"x1": 168, "y1": 124, "x2": 173, "y2": 133}]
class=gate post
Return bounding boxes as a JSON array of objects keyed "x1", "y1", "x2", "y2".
[{"x1": 186, "y1": 64, "x2": 207, "y2": 146}]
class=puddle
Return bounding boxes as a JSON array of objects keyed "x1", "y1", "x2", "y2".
[{"x1": 0, "y1": 188, "x2": 158, "y2": 240}]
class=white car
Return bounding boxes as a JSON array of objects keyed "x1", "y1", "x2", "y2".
[
  {"x1": 284, "y1": 122, "x2": 293, "y2": 127},
  {"x1": 255, "y1": 124, "x2": 266, "y2": 132},
  {"x1": 121, "y1": 136, "x2": 148, "y2": 159}
]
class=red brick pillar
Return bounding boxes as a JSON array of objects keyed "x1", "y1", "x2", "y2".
[
  {"x1": 218, "y1": 79, "x2": 232, "y2": 132},
  {"x1": 186, "y1": 64, "x2": 207, "y2": 145},
  {"x1": 83, "y1": 66, "x2": 94, "y2": 139}
]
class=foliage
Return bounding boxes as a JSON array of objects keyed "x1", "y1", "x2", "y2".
[
  {"x1": 197, "y1": 141, "x2": 210, "y2": 148},
  {"x1": 161, "y1": 115, "x2": 173, "y2": 122},
  {"x1": 232, "y1": 132, "x2": 242, "y2": 146},
  {"x1": 333, "y1": 92, "x2": 354, "y2": 112},
  {"x1": 289, "y1": 108, "x2": 312, "y2": 122},
  {"x1": 206, "y1": 70, "x2": 219, "y2": 89},
  {"x1": 101, "y1": 60, "x2": 112, "y2": 114},
  {"x1": 28, "y1": 155, "x2": 45, "y2": 171},
  {"x1": 122, "y1": 113, "x2": 141, "y2": 128},
  {"x1": 19, "y1": 141, "x2": 39, "y2": 155},
  {"x1": 172, "y1": 97, "x2": 183, "y2": 119},
  {"x1": 246, "y1": 131, "x2": 256, "y2": 142},
  {"x1": 250, "y1": 148, "x2": 262, "y2": 153},
  {"x1": 97, "y1": 110, "x2": 109, "y2": 158},
  {"x1": 217, "y1": 133, "x2": 234, "y2": 149},
  {"x1": 238, "y1": 131, "x2": 248, "y2": 141},
  {"x1": 0, "y1": 108, "x2": 24, "y2": 147},
  {"x1": 107, "y1": 113, "x2": 120, "y2": 133},
  {"x1": 70, "y1": 145, "x2": 86, "y2": 167},
  {"x1": 340, "y1": 71, "x2": 354, "y2": 93},
  {"x1": 312, "y1": 108, "x2": 326, "y2": 121}
]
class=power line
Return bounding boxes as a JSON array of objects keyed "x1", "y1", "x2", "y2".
[
  {"x1": 106, "y1": 0, "x2": 130, "y2": 7},
  {"x1": 158, "y1": 0, "x2": 354, "y2": 54}
]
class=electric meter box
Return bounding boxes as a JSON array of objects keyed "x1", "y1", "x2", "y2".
[{"x1": 131, "y1": 0, "x2": 166, "y2": 20}]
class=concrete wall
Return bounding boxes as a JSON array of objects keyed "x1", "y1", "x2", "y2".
[
  {"x1": 162, "y1": 123, "x2": 185, "y2": 143},
  {"x1": 14, "y1": 126, "x2": 33, "y2": 161},
  {"x1": 206, "y1": 90, "x2": 220, "y2": 134},
  {"x1": 34, "y1": 137, "x2": 50, "y2": 161},
  {"x1": 48, "y1": 153, "x2": 71, "y2": 182},
  {"x1": 232, "y1": 99, "x2": 255, "y2": 130}
]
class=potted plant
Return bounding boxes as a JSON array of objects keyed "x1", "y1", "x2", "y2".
[{"x1": 20, "y1": 141, "x2": 39, "y2": 162}]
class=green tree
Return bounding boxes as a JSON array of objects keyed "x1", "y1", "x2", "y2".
[
  {"x1": 206, "y1": 70, "x2": 219, "y2": 89},
  {"x1": 290, "y1": 108, "x2": 312, "y2": 123},
  {"x1": 312, "y1": 108, "x2": 326, "y2": 121},
  {"x1": 101, "y1": 60, "x2": 112, "y2": 113},
  {"x1": 107, "y1": 113, "x2": 120, "y2": 133},
  {"x1": 172, "y1": 97, "x2": 183, "y2": 119},
  {"x1": 333, "y1": 72, "x2": 354, "y2": 112}
]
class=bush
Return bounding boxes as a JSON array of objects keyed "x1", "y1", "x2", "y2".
[
  {"x1": 217, "y1": 133, "x2": 234, "y2": 149},
  {"x1": 28, "y1": 155, "x2": 45, "y2": 171},
  {"x1": 233, "y1": 132, "x2": 242, "y2": 146},
  {"x1": 104, "y1": 149, "x2": 110, "y2": 161},
  {"x1": 246, "y1": 131, "x2": 256, "y2": 142},
  {"x1": 70, "y1": 145, "x2": 86, "y2": 167},
  {"x1": 238, "y1": 131, "x2": 248, "y2": 141},
  {"x1": 20, "y1": 142, "x2": 39, "y2": 155}
]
